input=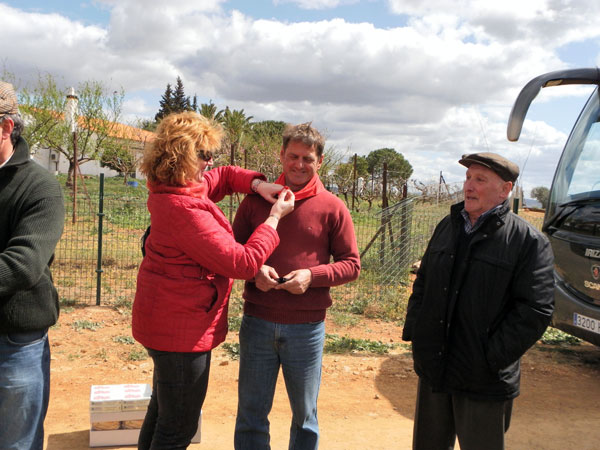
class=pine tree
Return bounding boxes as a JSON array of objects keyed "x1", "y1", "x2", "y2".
[
  {"x1": 172, "y1": 76, "x2": 191, "y2": 112},
  {"x1": 155, "y1": 83, "x2": 174, "y2": 122}
]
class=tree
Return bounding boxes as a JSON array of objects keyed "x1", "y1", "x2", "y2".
[
  {"x1": 333, "y1": 162, "x2": 354, "y2": 205},
  {"x1": 100, "y1": 126, "x2": 150, "y2": 184},
  {"x1": 18, "y1": 72, "x2": 124, "y2": 186},
  {"x1": 154, "y1": 83, "x2": 174, "y2": 122},
  {"x1": 332, "y1": 155, "x2": 369, "y2": 207},
  {"x1": 154, "y1": 76, "x2": 193, "y2": 123},
  {"x1": 366, "y1": 148, "x2": 413, "y2": 181},
  {"x1": 221, "y1": 107, "x2": 253, "y2": 167},
  {"x1": 365, "y1": 148, "x2": 413, "y2": 201},
  {"x1": 242, "y1": 120, "x2": 286, "y2": 180},
  {"x1": 247, "y1": 120, "x2": 285, "y2": 146},
  {"x1": 172, "y1": 76, "x2": 191, "y2": 112},
  {"x1": 198, "y1": 100, "x2": 223, "y2": 122},
  {"x1": 100, "y1": 145, "x2": 138, "y2": 184},
  {"x1": 138, "y1": 118, "x2": 157, "y2": 132},
  {"x1": 531, "y1": 186, "x2": 550, "y2": 209},
  {"x1": 319, "y1": 145, "x2": 347, "y2": 192}
]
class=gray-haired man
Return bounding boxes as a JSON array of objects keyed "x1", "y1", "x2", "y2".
[{"x1": 402, "y1": 152, "x2": 554, "y2": 450}]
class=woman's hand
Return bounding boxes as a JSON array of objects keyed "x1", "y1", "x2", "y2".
[
  {"x1": 256, "y1": 181, "x2": 285, "y2": 204},
  {"x1": 264, "y1": 188, "x2": 295, "y2": 229},
  {"x1": 270, "y1": 188, "x2": 295, "y2": 219}
]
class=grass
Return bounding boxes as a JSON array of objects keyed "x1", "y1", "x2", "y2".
[
  {"x1": 71, "y1": 320, "x2": 103, "y2": 331},
  {"x1": 331, "y1": 281, "x2": 411, "y2": 323},
  {"x1": 59, "y1": 297, "x2": 80, "y2": 313},
  {"x1": 112, "y1": 296, "x2": 133, "y2": 310},
  {"x1": 227, "y1": 291, "x2": 245, "y2": 332},
  {"x1": 222, "y1": 343, "x2": 240, "y2": 360},
  {"x1": 228, "y1": 316, "x2": 243, "y2": 332},
  {"x1": 220, "y1": 335, "x2": 397, "y2": 360},
  {"x1": 324, "y1": 334, "x2": 396, "y2": 355},
  {"x1": 127, "y1": 348, "x2": 148, "y2": 361},
  {"x1": 113, "y1": 335, "x2": 135, "y2": 345},
  {"x1": 541, "y1": 327, "x2": 582, "y2": 346},
  {"x1": 67, "y1": 353, "x2": 82, "y2": 361},
  {"x1": 328, "y1": 310, "x2": 360, "y2": 327},
  {"x1": 60, "y1": 297, "x2": 78, "y2": 307}
]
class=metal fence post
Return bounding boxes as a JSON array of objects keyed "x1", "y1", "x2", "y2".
[{"x1": 95, "y1": 174, "x2": 105, "y2": 306}]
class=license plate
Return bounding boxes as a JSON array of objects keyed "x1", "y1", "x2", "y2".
[{"x1": 573, "y1": 313, "x2": 600, "y2": 335}]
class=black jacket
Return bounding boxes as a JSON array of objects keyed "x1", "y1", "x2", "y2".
[
  {"x1": 402, "y1": 201, "x2": 554, "y2": 400},
  {"x1": 0, "y1": 137, "x2": 65, "y2": 333}
]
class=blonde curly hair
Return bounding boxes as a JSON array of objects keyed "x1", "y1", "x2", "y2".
[{"x1": 141, "y1": 111, "x2": 224, "y2": 186}]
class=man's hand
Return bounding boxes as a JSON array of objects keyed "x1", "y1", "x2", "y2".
[
  {"x1": 274, "y1": 269, "x2": 312, "y2": 294},
  {"x1": 254, "y1": 265, "x2": 280, "y2": 292}
]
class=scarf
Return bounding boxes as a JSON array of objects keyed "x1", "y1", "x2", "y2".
[{"x1": 274, "y1": 173, "x2": 325, "y2": 201}]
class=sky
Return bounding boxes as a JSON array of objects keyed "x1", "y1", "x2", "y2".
[{"x1": 3, "y1": 0, "x2": 600, "y2": 195}]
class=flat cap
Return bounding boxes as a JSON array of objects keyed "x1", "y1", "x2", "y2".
[
  {"x1": 458, "y1": 152, "x2": 519, "y2": 183},
  {"x1": 0, "y1": 81, "x2": 19, "y2": 117}
]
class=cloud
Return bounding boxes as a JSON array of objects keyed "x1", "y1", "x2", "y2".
[
  {"x1": 274, "y1": 0, "x2": 360, "y2": 10},
  {"x1": 387, "y1": 0, "x2": 600, "y2": 46},
  {"x1": 0, "y1": 4, "x2": 108, "y2": 86},
  {"x1": 3, "y1": 0, "x2": 599, "y2": 190},
  {"x1": 122, "y1": 96, "x2": 154, "y2": 121}
]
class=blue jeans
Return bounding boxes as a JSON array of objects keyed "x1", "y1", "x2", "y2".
[
  {"x1": 234, "y1": 315, "x2": 325, "y2": 450},
  {"x1": 138, "y1": 348, "x2": 210, "y2": 450},
  {"x1": 0, "y1": 329, "x2": 50, "y2": 450}
]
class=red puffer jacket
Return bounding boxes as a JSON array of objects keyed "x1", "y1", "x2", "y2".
[{"x1": 132, "y1": 166, "x2": 279, "y2": 352}]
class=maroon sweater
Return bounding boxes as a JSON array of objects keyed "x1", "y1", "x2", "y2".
[{"x1": 232, "y1": 177, "x2": 360, "y2": 323}]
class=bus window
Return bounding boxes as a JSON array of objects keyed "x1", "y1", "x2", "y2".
[
  {"x1": 567, "y1": 121, "x2": 600, "y2": 197},
  {"x1": 547, "y1": 90, "x2": 600, "y2": 218}
]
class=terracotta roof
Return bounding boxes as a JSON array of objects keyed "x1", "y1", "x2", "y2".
[
  {"x1": 105, "y1": 121, "x2": 155, "y2": 143},
  {"x1": 23, "y1": 106, "x2": 155, "y2": 143}
]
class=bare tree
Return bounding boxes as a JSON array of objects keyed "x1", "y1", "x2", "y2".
[{"x1": 18, "y1": 72, "x2": 124, "y2": 186}]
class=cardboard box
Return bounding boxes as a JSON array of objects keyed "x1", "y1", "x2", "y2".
[{"x1": 89, "y1": 384, "x2": 201, "y2": 447}]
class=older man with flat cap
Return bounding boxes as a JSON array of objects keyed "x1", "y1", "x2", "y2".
[
  {"x1": 402, "y1": 152, "x2": 554, "y2": 450},
  {"x1": 0, "y1": 81, "x2": 64, "y2": 449}
]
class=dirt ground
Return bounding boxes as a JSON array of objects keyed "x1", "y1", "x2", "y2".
[{"x1": 44, "y1": 305, "x2": 600, "y2": 450}]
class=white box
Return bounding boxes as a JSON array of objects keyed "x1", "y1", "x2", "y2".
[{"x1": 89, "y1": 384, "x2": 201, "y2": 447}]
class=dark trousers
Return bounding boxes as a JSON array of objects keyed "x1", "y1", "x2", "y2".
[
  {"x1": 138, "y1": 348, "x2": 211, "y2": 450},
  {"x1": 413, "y1": 378, "x2": 513, "y2": 450}
]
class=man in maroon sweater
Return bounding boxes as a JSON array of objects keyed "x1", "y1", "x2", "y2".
[{"x1": 233, "y1": 122, "x2": 360, "y2": 450}]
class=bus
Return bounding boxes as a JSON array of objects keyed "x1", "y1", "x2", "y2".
[{"x1": 508, "y1": 68, "x2": 600, "y2": 345}]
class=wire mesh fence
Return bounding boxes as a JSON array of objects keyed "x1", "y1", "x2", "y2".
[
  {"x1": 55, "y1": 195, "x2": 100, "y2": 305},
  {"x1": 55, "y1": 191, "x2": 150, "y2": 305},
  {"x1": 52, "y1": 178, "x2": 544, "y2": 322}
]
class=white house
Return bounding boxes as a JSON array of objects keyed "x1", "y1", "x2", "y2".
[{"x1": 32, "y1": 121, "x2": 155, "y2": 179}]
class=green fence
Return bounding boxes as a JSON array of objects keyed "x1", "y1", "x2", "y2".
[{"x1": 53, "y1": 177, "x2": 543, "y2": 321}]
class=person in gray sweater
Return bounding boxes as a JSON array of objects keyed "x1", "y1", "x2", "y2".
[{"x1": 0, "y1": 81, "x2": 65, "y2": 450}]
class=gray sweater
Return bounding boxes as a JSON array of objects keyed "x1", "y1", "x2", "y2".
[{"x1": 0, "y1": 137, "x2": 65, "y2": 333}]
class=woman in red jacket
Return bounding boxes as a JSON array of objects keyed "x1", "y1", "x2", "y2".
[{"x1": 132, "y1": 111, "x2": 294, "y2": 449}]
